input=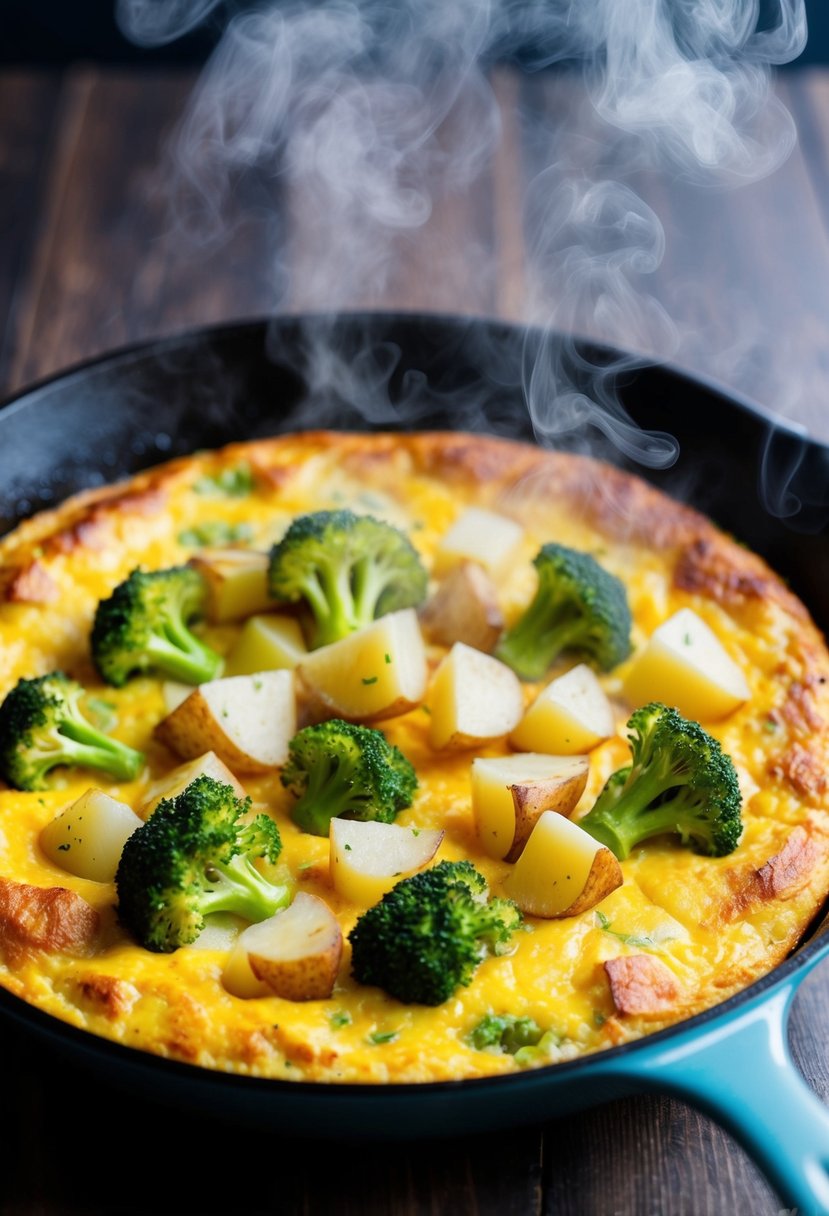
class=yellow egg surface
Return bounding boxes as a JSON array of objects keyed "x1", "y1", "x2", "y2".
[{"x1": 0, "y1": 430, "x2": 827, "y2": 1086}]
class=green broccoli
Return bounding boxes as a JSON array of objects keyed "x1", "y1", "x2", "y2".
[
  {"x1": 494, "y1": 543, "x2": 632, "y2": 680},
  {"x1": 280, "y1": 718, "x2": 418, "y2": 837},
  {"x1": 467, "y1": 1013, "x2": 561, "y2": 1065},
  {"x1": 0, "y1": 672, "x2": 145, "y2": 791},
  {"x1": 90, "y1": 566, "x2": 222, "y2": 687},
  {"x1": 577, "y1": 701, "x2": 743, "y2": 860},
  {"x1": 267, "y1": 509, "x2": 428, "y2": 649},
  {"x1": 348, "y1": 860, "x2": 523, "y2": 1006},
  {"x1": 115, "y1": 773, "x2": 290, "y2": 952}
]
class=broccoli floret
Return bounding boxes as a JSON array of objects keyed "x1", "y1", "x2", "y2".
[
  {"x1": 115, "y1": 773, "x2": 290, "y2": 952},
  {"x1": 467, "y1": 1013, "x2": 544, "y2": 1053},
  {"x1": 578, "y1": 701, "x2": 743, "y2": 860},
  {"x1": 494, "y1": 543, "x2": 632, "y2": 680},
  {"x1": 0, "y1": 672, "x2": 145, "y2": 791},
  {"x1": 90, "y1": 566, "x2": 222, "y2": 687},
  {"x1": 348, "y1": 859, "x2": 523, "y2": 1006},
  {"x1": 267, "y1": 509, "x2": 428, "y2": 649},
  {"x1": 467, "y1": 1013, "x2": 561, "y2": 1065},
  {"x1": 280, "y1": 718, "x2": 418, "y2": 837}
]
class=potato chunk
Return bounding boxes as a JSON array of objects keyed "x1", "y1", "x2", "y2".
[
  {"x1": 622, "y1": 607, "x2": 750, "y2": 721},
  {"x1": 223, "y1": 893, "x2": 343, "y2": 1001},
  {"x1": 510, "y1": 663, "x2": 616, "y2": 754},
  {"x1": 40, "y1": 788, "x2": 143, "y2": 882},
  {"x1": 187, "y1": 547, "x2": 272, "y2": 622},
  {"x1": 297, "y1": 608, "x2": 427, "y2": 723},
  {"x1": 140, "y1": 750, "x2": 247, "y2": 817},
  {"x1": 427, "y1": 642, "x2": 524, "y2": 750},
  {"x1": 471, "y1": 753, "x2": 589, "y2": 862},
  {"x1": 222, "y1": 613, "x2": 307, "y2": 676},
  {"x1": 418, "y1": 561, "x2": 504, "y2": 652},
  {"x1": 154, "y1": 671, "x2": 296, "y2": 773},
  {"x1": 502, "y1": 810, "x2": 623, "y2": 918},
  {"x1": 434, "y1": 507, "x2": 524, "y2": 577},
  {"x1": 329, "y1": 818, "x2": 444, "y2": 904}
]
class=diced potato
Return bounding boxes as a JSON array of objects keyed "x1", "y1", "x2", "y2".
[
  {"x1": 39, "y1": 788, "x2": 143, "y2": 882},
  {"x1": 188, "y1": 912, "x2": 246, "y2": 952},
  {"x1": 154, "y1": 671, "x2": 296, "y2": 773},
  {"x1": 187, "y1": 547, "x2": 272, "y2": 622},
  {"x1": 510, "y1": 663, "x2": 616, "y2": 754},
  {"x1": 502, "y1": 810, "x2": 623, "y2": 918},
  {"x1": 297, "y1": 608, "x2": 428, "y2": 723},
  {"x1": 622, "y1": 606, "x2": 750, "y2": 721},
  {"x1": 471, "y1": 753, "x2": 589, "y2": 862},
  {"x1": 140, "y1": 750, "x2": 247, "y2": 818},
  {"x1": 427, "y1": 642, "x2": 523, "y2": 750},
  {"x1": 162, "y1": 681, "x2": 193, "y2": 713},
  {"x1": 223, "y1": 613, "x2": 307, "y2": 677},
  {"x1": 222, "y1": 937, "x2": 272, "y2": 999},
  {"x1": 418, "y1": 561, "x2": 504, "y2": 652},
  {"x1": 224, "y1": 893, "x2": 343, "y2": 1001},
  {"x1": 329, "y1": 819, "x2": 444, "y2": 904},
  {"x1": 434, "y1": 507, "x2": 524, "y2": 577}
]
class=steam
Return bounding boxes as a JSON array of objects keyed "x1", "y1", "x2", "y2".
[{"x1": 116, "y1": 0, "x2": 808, "y2": 474}]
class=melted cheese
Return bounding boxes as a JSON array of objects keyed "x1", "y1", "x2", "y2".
[{"x1": 0, "y1": 432, "x2": 827, "y2": 1085}]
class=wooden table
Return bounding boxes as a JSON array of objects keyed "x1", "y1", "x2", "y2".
[{"x1": 0, "y1": 63, "x2": 827, "y2": 1215}]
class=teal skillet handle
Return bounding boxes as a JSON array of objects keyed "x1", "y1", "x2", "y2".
[{"x1": 604, "y1": 951, "x2": 829, "y2": 1215}]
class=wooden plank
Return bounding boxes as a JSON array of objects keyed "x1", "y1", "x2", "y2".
[
  {"x1": 7, "y1": 66, "x2": 279, "y2": 394},
  {"x1": 0, "y1": 71, "x2": 61, "y2": 394},
  {"x1": 541, "y1": 1095, "x2": 782, "y2": 1216}
]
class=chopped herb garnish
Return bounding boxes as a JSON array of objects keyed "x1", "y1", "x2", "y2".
[
  {"x1": 384, "y1": 653, "x2": 392, "y2": 665},
  {"x1": 178, "y1": 521, "x2": 254, "y2": 548},
  {"x1": 593, "y1": 1010, "x2": 607, "y2": 1027},
  {"x1": 367, "y1": 1030, "x2": 399, "y2": 1045},
  {"x1": 421, "y1": 705, "x2": 431, "y2": 716},
  {"x1": 762, "y1": 718, "x2": 779, "y2": 733},
  {"x1": 193, "y1": 464, "x2": 255, "y2": 498},
  {"x1": 329, "y1": 1010, "x2": 352, "y2": 1029},
  {"x1": 344, "y1": 843, "x2": 352, "y2": 851},
  {"x1": 361, "y1": 675, "x2": 378, "y2": 686},
  {"x1": 595, "y1": 910, "x2": 667, "y2": 949},
  {"x1": 84, "y1": 696, "x2": 118, "y2": 732}
]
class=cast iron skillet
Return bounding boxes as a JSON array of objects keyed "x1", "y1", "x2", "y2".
[{"x1": 0, "y1": 312, "x2": 828, "y2": 1212}]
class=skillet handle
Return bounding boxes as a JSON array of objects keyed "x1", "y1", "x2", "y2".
[{"x1": 608, "y1": 972, "x2": 829, "y2": 1214}]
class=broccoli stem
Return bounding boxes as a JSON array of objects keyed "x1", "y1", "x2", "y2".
[
  {"x1": 579, "y1": 762, "x2": 694, "y2": 860},
  {"x1": 496, "y1": 601, "x2": 587, "y2": 680},
  {"x1": 58, "y1": 718, "x2": 145, "y2": 781},
  {"x1": 199, "y1": 854, "x2": 291, "y2": 921},
  {"x1": 291, "y1": 750, "x2": 362, "y2": 836},
  {"x1": 144, "y1": 629, "x2": 222, "y2": 684},
  {"x1": 303, "y1": 564, "x2": 357, "y2": 648},
  {"x1": 351, "y1": 556, "x2": 387, "y2": 626}
]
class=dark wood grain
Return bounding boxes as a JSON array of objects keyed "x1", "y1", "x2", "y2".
[
  {"x1": 0, "y1": 63, "x2": 827, "y2": 1216},
  {"x1": 0, "y1": 71, "x2": 61, "y2": 391}
]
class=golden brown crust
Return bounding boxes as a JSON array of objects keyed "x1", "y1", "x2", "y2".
[
  {"x1": 0, "y1": 877, "x2": 99, "y2": 965},
  {"x1": 604, "y1": 954, "x2": 683, "y2": 1018}
]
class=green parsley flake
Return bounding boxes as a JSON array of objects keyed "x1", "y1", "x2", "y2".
[{"x1": 367, "y1": 1030, "x2": 399, "y2": 1045}]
